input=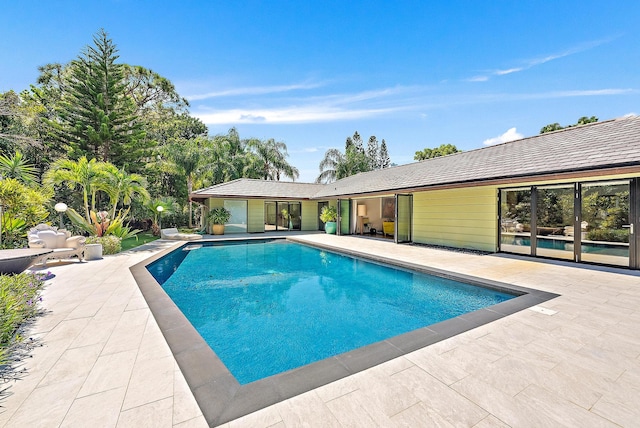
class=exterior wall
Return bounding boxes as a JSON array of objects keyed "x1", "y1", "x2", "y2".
[
  {"x1": 301, "y1": 201, "x2": 319, "y2": 231},
  {"x1": 413, "y1": 186, "x2": 498, "y2": 252},
  {"x1": 207, "y1": 197, "x2": 320, "y2": 232},
  {"x1": 208, "y1": 198, "x2": 223, "y2": 209},
  {"x1": 247, "y1": 199, "x2": 264, "y2": 233},
  {"x1": 411, "y1": 173, "x2": 640, "y2": 253}
]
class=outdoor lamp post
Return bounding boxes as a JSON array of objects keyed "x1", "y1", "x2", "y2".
[
  {"x1": 54, "y1": 202, "x2": 68, "y2": 229},
  {"x1": 157, "y1": 206, "x2": 164, "y2": 230}
]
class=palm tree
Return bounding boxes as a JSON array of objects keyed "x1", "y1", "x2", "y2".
[
  {"x1": 164, "y1": 137, "x2": 206, "y2": 228},
  {"x1": 145, "y1": 197, "x2": 178, "y2": 235},
  {"x1": 208, "y1": 133, "x2": 244, "y2": 184},
  {"x1": 246, "y1": 138, "x2": 299, "y2": 181},
  {"x1": 316, "y1": 148, "x2": 345, "y2": 184},
  {"x1": 44, "y1": 156, "x2": 108, "y2": 222},
  {"x1": 0, "y1": 151, "x2": 38, "y2": 184},
  {"x1": 102, "y1": 165, "x2": 150, "y2": 218}
]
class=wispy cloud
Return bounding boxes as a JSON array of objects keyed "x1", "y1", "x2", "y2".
[
  {"x1": 191, "y1": 84, "x2": 426, "y2": 125},
  {"x1": 522, "y1": 88, "x2": 636, "y2": 99},
  {"x1": 192, "y1": 85, "x2": 635, "y2": 125},
  {"x1": 467, "y1": 76, "x2": 489, "y2": 82},
  {"x1": 494, "y1": 67, "x2": 523, "y2": 76},
  {"x1": 483, "y1": 127, "x2": 523, "y2": 146},
  {"x1": 194, "y1": 105, "x2": 406, "y2": 125},
  {"x1": 290, "y1": 147, "x2": 322, "y2": 154},
  {"x1": 466, "y1": 36, "x2": 618, "y2": 82},
  {"x1": 185, "y1": 81, "x2": 325, "y2": 101}
]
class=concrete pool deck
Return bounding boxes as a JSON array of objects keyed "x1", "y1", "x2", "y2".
[{"x1": 1, "y1": 233, "x2": 640, "y2": 427}]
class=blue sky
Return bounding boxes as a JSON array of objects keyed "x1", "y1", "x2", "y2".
[{"x1": 1, "y1": 1, "x2": 639, "y2": 183}]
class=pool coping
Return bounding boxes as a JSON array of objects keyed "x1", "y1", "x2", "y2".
[{"x1": 130, "y1": 237, "x2": 559, "y2": 426}]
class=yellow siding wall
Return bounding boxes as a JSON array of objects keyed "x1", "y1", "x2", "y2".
[
  {"x1": 413, "y1": 186, "x2": 498, "y2": 252},
  {"x1": 301, "y1": 201, "x2": 318, "y2": 231},
  {"x1": 208, "y1": 198, "x2": 223, "y2": 209},
  {"x1": 248, "y1": 200, "x2": 264, "y2": 232}
]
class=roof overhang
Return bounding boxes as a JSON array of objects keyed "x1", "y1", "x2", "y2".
[{"x1": 309, "y1": 164, "x2": 640, "y2": 199}]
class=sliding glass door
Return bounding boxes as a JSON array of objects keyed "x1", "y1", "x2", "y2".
[
  {"x1": 500, "y1": 188, "x2": 532, "y2": 255},
  {"x1": 338, "y1": 199, "x2": 351, "y2": 235},
  {"x1": 500, "y1": 178, "x2": 638, "y2": 268},
  {"x1": 535, "y1": 185, "x2": 574, "y2": 261},
  {"x1": 396, "y1": 194, "x2": 412, "y2": 243},
  {"x1": 581, "y1": 181, "x2": 630, "y2": 267},
  {"x1": 264, "y1": 201, "x2": 302, "y2": 231}
]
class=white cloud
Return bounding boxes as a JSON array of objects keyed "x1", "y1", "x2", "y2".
[
  {"x1": 185, "y1": 81, "x2": 325, "y2": 101},
  {"x1": 483, "y1": 127, "x2": 524, "y2": 146},
  {"x1": 466, "y1": 36, "x2": 618, "y2": 82},
  {"x1": 495, "y1": 67, "x2": 523, "y2": 76},
  {"x1": 524, "y1": 88, "x2": 636, "y2": 99},
  {"x1": 190, "y1": 84, "x2": 425, "y2": 125},
  {"x1": 466, "y1": 75, "x2": 489, "y2": 82},
  {"x1": 290, "y1": 147, "x2": 320, "y2": 154},
  {"x1": 194, "y1": 105, "x2": 405, "y2": 125}
]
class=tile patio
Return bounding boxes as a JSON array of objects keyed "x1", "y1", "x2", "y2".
[{"x1": 1, "y1": 233, "x2": 639, "y2": 427}]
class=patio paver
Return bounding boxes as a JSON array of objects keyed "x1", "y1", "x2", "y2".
[{"x1": 1, "y1": 233, "x2": 639, "y2": 427}]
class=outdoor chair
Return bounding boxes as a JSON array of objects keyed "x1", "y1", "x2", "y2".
[
  {"x1": 27, "y1": 224, "x2": 86, "y2": 266},
  {"x1": 160, "y1": 227, "x2": 202, "y2": 241}
]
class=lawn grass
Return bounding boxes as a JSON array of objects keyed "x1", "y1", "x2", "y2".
[{"x1": 121, "y1": 231, "x2": 159, "y2": 251}]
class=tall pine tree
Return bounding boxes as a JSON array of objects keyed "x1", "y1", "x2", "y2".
[
  {"x1": 379, "y1": 139, "x2": 390, "y2": 169},
  {"x1": 47, "y1": 29, "x2": 145, "y2": 168},
  {"x1": 366, "y1": 136, "x2": 380, "y2": 169}
]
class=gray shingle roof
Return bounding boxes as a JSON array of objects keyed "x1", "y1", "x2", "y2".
[
  {"x1": 313, "y1": 115, "x2": 640, "y2": 198},
  {"x1": 192, "y1": 178, "x2": 324, "y2": 200},
  {"x1": 192, "y1": 116, "x2": 640, "y2": 201}
]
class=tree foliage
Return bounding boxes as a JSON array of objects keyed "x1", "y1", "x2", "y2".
[
  {"x1": 44, "y1": 29, "x2": 146, "y2": 167},
  {"x1": 316, "y1": 132, "x2": 391, "y2": 183},
  {"x1": 0, "y1": 151, "x2": 38, "y2": 184},
  {"x1": 0, "y1": 178, "x2": 51, "y2": 244},
  {"x1": 245, "y1": 138, "x2": 299, "y2": 181},
  {"x1": 414, "y1": 143, "x2": 461, "y2": 161},
  {"x1": 44, "y1": 156, "x2": 148, "y2": 224},
  {"x1": 540, "y1": 116, "x2": 598, "y2": 134}
]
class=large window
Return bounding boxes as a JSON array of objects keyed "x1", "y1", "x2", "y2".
[
  {"x1": 581, "y1": 181, "x2": 630, "y2": 267},
  {"x1": 224, "y1": 200, "x2": 247, "y2": 233},
  {"x1": 535, "y1": 185, "x2": 574, "y2": 260},
  {"x1": 500, "y1": 188, "x2": 532, "y2": 255},
  {"x1": 264, "y1": 201, "x2": 301, "y2": 231},
  {"x1": 500, "y1": 179, "x2": 637, "y2": 268}
]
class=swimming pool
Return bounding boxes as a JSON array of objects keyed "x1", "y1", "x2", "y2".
[
  {"x1": 149, "y1": 239, "x2": 515, "y2": 384},
  {"x1": 132, "y1": 237, "x2": 558, "y2": 425}
]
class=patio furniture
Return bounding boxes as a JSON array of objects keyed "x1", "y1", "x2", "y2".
[
  {"x1": 383, "y1": 221, "x2": 394, "y2": 237},
  {"x1": 27, "y1": 224, "x2": 86, "y2": 266},
  {"x1": 0, "y1": 248, "x2": 53, "y2": 274},
  {"x1": 160, "y1": 228, "x2": 202, "y2": 241}
]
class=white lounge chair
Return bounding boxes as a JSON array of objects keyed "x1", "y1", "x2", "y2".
[
  {"x1": 27, "y1": 224, "x2": 86, "y2": 266},
  {"x1": 160, "y1": 228, "x2": 202, "y2": 241}
]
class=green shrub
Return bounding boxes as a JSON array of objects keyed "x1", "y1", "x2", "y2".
[
  {"x1": 86, "y1": 235, "x2": 122, "y2": 254},
  {"x1": 586, "y1": 228, "x2": 629, "y2": 243},
  {"x1": 0, "y1": 272, "x2": 46, "y2": 366}
]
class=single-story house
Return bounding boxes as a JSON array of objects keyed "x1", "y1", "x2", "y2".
[{"x1": 191, "y1": 115, "x2": 640, "y2": 269}]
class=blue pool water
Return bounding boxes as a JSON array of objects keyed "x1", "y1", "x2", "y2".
[
  {"x1": 501, "y1": 236, "x2": 629, "y2": 257},
  {"x1": 149, "y1": 240, "x2": 515, "y2": 384}
]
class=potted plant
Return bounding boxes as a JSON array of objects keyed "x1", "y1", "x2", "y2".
[
  {"x1": 207, "y1": 207, "x2": 231, "y2": 235},
  {"x1": 319, "y1": 205, "x2": 338, "y2": 234}
]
